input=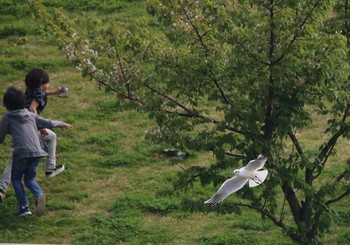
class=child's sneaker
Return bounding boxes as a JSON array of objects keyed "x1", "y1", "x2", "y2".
[
  {"x1": 15, "y1": 206, "x2": 32, "y2": 216},
  {"x1": 46, "y1": 164, "x2": 65, "y2": 178},
  {"x1": 35, "y1": 193, "x2": 46, "y2": 217}
]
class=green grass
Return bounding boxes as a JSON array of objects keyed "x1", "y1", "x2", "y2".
[{"x1": 0, "y1": 1, "x2": 349, "y2": 244}]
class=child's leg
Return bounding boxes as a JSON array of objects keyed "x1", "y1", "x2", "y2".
[
  {"x1": 23, "y1": 157, "x2": 46, "y2": 216},
  {"x1": 11, "y1": 158, "x2": 30, "y2": 208},
  {"x1": 40, "y1": 128, "x2": 57, "y2": 169},
  {"x1": 0, "y1": 148, "x2": 13, "y2": 195},
  {"x1": 40, "y1": 129, "x2": 65, "y2": 178},
  {"x1": 23, "y1": 157, "x2": 43, "y2": 199}
]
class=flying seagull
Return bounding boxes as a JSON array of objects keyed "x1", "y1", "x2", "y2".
[{"x1": 204, "y1": 154, "x2": 268, "y2": 205}]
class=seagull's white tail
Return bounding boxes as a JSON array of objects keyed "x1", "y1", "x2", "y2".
[{"x1": 249, "y1": 170, "x2": 268, "y2": 188}]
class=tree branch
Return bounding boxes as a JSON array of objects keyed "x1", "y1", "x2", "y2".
[
  {"x1": 177, "y1": 0, "x2": 209, "y2": 54},
  {"x1": 144, "y1": 83, "x2": 198, "y2": 116},
  {"x1": 272, "y1": 0, "x2": 323, "y2": 65},
  {"x1": 335, "y1": 169, "x2": 350, "y2": 182},
  {"x1": 325, "y1": 188, "x2": 350, "y2": 206},
  {"x1": 232, "y1": 37, "x2": 270, "y2": 66},
  {"x1": 282, "y1": 182, "x2": 302, "y2": 224},
  {"x1": 177, "y1": 2, "x2": 234, "y2": 111},
  {"x1": 177, "y1": 2, "x2": 234, "y2": 108},
  {"x1": 289, "y1": 129, "x2": 313, "y2": 234},
  {"x1": 263, "y1": 0, "x2": 276, "y2": 143},
  {"x1": 164, "y1": 110, "x2": 244, "y2": 134},
  {"x1": 288, "y1": 131, "x2": 304, "y2": 156},
  {"x1": 315, "y1": 103, "x2": 350, "y2": 174},
  {"x1": 280, "y1": 196, "x2": 286, "y2": 222},
  {"x1": 224, "y1": 152, "x2": 245, "y2": 158},
  {"x1": 211, "y1": 75, "x2": 234, "y2": 107},
  {"x1": 228, "y1": 202, "x2": 300, "y2": 243},
  {"x1": 173, "y1": 173, "x2": 201, "y2": 192}
]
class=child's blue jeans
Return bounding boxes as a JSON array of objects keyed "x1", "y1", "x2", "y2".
[{"x1": 11, "y1": 157, "x2": 43, "y2": 208}]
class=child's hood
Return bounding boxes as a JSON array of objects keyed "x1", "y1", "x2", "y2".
[{"x1": 7, "y1": 109, "x2": 31, "y2": 124}]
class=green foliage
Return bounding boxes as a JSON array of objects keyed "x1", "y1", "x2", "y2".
[
  {"x1": 0, "y1": 0, "x2": 349, "y2": 244},
  {"x1": 141, "y1": 197, "x2": 179, "y2": 215},
  {"x1": 0, "y1": 26, "x2": 28, "y2": 38},
  {"x1": 198, "y1": 229, "x2": 292, "y2": 245},
  {"x1": 75, "y1": 216, "x2": 140, "y2": 244},
  {"x1": 67, "y1": 192, "x2": 90, "y2": 202},
  {"x1": 40, "y1": 0, "x2": 138, "y2": 13},
  {"x1": 96, "y1": 152, "x2": 146, "y2": 167},
  {"x1": 0, "y1": 0, "x2": 31, "y2": 16},
  {"x1": 75, "y1": 194, "x2": 178, "y2": 244},
  {"x1": 27, "y1": 0, "x2": 350, "y2": 242}
]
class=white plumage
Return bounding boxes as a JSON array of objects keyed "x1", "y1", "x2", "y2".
[{"x1": 204, "y1": 154, "x2": 268, "y2": 205}]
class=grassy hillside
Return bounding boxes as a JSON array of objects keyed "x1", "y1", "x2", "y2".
[{"x1": 0, "y1": 1, "x2": 349, "y2": 244}]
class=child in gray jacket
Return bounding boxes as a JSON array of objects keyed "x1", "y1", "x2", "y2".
[{"x1": 0, "y1": 87, "x2": 72, "y2": 216}]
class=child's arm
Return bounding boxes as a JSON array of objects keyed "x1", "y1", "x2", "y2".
[
  {"x1": 28, "y1": 100, "x2": 40, "y2": 114},
  {"x1": 46, "y1": 87, "x2": 64, "y2": 96},
  {"x1": 0, "y1": 116, "x2": 9, "y2": 144},
  {"x1": 36, "y1": 115, "x2": 73, "y2": 130},
  {"x1": 63, "y1": 123, "x2": 73, "y2": 129}
]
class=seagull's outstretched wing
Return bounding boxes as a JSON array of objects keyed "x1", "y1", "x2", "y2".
[
  {"x1": 248, "y1": 170, "x2": 268, "y2": 187},
  {"x1": 204, "y1": 176, "x2": 248, "y2": 205},
  {"x1": 245, "y1": 154, "x2": 267, "y2": 171}
]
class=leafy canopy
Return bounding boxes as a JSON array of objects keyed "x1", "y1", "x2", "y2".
[{"x1": 28, "y1": 0, "x2": 350, "y2": 244}]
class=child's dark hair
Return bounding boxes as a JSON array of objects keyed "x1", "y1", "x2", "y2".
[
  {"x1": 25, "y1": 68, "x2": 49, "y2": 89},
  {"x1": 3, "y1": 87, "x2": 25, "y2": 111}
]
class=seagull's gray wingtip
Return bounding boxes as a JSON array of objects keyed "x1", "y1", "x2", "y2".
[
  {"x1": 204, "y1": 198, "x2": 221, "y2": 205},
  {"x1": 204, "y1": 202, "x2": 217, "y2": 206},
  {"x1": 204, "y1": 200, "x2": 211, "y2": 205}
]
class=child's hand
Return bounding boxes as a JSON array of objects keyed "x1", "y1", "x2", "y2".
[
  {"x1": 64, "y1": 123, "x2": 73, "y2": 129},
  {"x1": 55, "y1": 87, "x2": 67, "y2": 96},
  {"x1": 57, "y1": 86, "x2": 69, "y2": 98},
  {"x1": 40, "y1": 129, "x2": 49, "y2": 136},
  {"x1": 55, "y1": 87, "x2": 63, "y2": 95}
]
